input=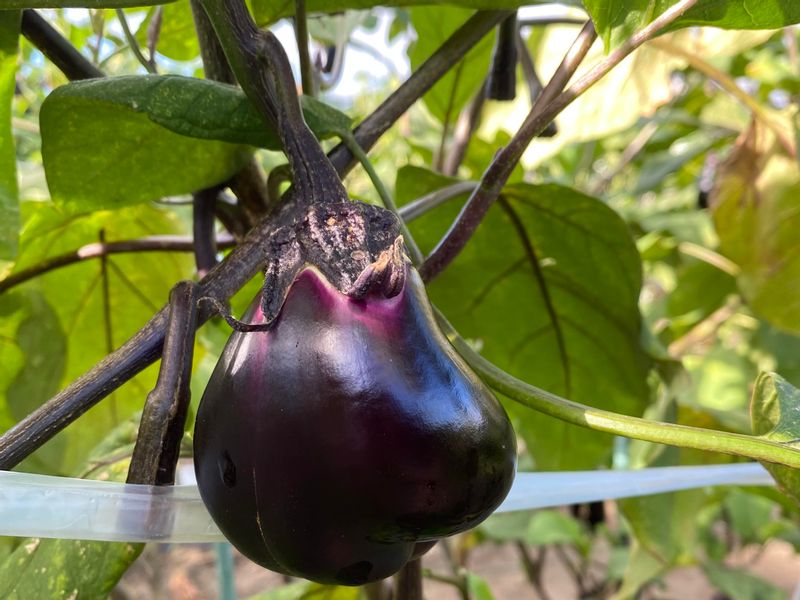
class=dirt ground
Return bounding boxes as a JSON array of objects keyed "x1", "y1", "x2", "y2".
[{"x1": 112, "y1": 538, "x2": 800, "y2": 600}]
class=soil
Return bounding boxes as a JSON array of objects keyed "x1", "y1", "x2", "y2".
[{"x1": 112, "y1": 537, "x2": 800, "y2": 599}]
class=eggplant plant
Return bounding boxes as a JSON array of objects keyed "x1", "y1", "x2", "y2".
[{"x1": 1, "y1": 0, "x2": 800, "y2": 598}]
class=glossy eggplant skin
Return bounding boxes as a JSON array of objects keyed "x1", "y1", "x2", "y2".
[{"x1": 194, "y1": 265, "x2": 516, "y2": 585}]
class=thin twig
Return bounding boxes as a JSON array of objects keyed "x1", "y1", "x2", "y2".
[
  {"x1": 516, "y1": 543, "x2": 551, "y2": 600},
  {"x1": 420, "y1": 20, "x2": 597, "y2": 282},
  {"x1": 443, "y1": 81, "x2": 486, "y2": 176},
  {"x1": 0, "y1": 234, "x2": 236, "y2": 294},
  {"x1": 786, "y1": 28, "x2": 799, "y2": 76},
  {"x1": 518, "y1": 16, "x2": 587, "y2": 28},
  {"x1": 294, "y1": 0, "x2": 315, "y2": 96},
  {"x1": 677, "y1": 241, "x2": 740, "y2": 276},
  {"x1": 591, "y1": 120, "x2": 659, "y2": 194},
  {"x1": 192, "y1": 188, "x2": 221, "y2": 277},
  {"x1": 400, "y1": 181, "x2": 478, "y2": 221},
  {"x1": 127, "y1": 281, "x2": 198, "y2": 485},
  {"x1": 515, "y1": 30, "x2": 556, "y2": 137},
  {"x1": 116, "y1": 9, "x2": 157, "y2": 73},
  {"x1": 98, "y1": 230, "x2": 117, "y2": 424},
  {"x1": 667, "y1": 297, "x2": 741, "y2": 357},
  {"x1": 21, "y1": 10, "x2": 104, "y2": 80},
  {"x1": 146, "y1": 6, "x2": 163, "y2": 61}
]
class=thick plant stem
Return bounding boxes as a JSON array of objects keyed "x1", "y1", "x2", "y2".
[
  {"x1": 127, "y1": 281, "x2": 198, "y2": 485},
  {"x1": 395, "y1": 559, "x2": 423, "y2": 600},
  {"x1": 191, "y1": 0, "x2": 269, "y2": 220},
  {"x1": 436, "y1": 312, "x2": 800, "y2": 469},
  {"x1": 21, "y1": 10, "x2": 104, "y2": 80},
  {"x1": 420, "y1": 20, "x2": 597, "y2": 282},
  {"x1": 421, "y1": 0, "x2": 702, "y2": 282},
  {"x1": 199, "y1": 0, "x2": 347, "y2": 205}
]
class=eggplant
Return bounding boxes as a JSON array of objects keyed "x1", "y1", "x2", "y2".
[{"x1": 195, "y1": 241, "x2": 516, "y2": 585}]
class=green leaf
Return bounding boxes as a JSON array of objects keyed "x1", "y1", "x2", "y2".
[
  {"x1": 479, "y1": 511, "x2": 535, "y2": 543},
  {"x1": 583, "y1": 0, "x2": 800, "y2": 50},
  {"x1": 611, "y1": 541, "x2": 666, "y2": 600},
  {"x1": 724, "y1": 489, "x2": 777, "y2": 545},
  {"x1": 0, "y1": 417, "x2": 144, "y2": 600},
  {"x1": 704, "y1": 563, "x2": 784, "y2": 600},
  {"x1": 4, "y1": 291, "x2": 66, "y2": 424},
  {"x1": 408, "y1": 6, "x2": 495, "y2": 127},
  {"x1": 40, "y1": 75, "x2": 352, "y2": 211},
  {"x1": 711, "y1": 124, "x2": 800, "y2": 334},
  {"x1": 40, "y1": 83, "x2": 249, "y2": 212},
  {"x1": 0, "y1": 11, "x2": 20, "y2": 260},
  {"x1": 135, "y1": 2, "x2": 199, "y2": 62},
  {"x1": 246, "y1": 581, "x2": 360, "y2": 600},
  {"x1": 466, "y1": 573, "x2": 495, "y2": 600},
  {"x1": 6, "y1": 0, "x2": 173, "y2": 7},
  {"x1": 398, "y1": 166, "x2": 650, "y2": 469},
  {"x1": 526, "y1": 510, "x2": 586, "y2": 547},
  {"x1": 0, "y1": 202, "x2": 193, "y2": 473},
  {"x1": 750, "y1": 372, "x2": 800, "y2": 506}
]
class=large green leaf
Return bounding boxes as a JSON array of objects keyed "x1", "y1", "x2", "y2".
[
  {"x1": 750, "y1": 372, "x2": 800, "y2": 506},
  {"x1": 711, "y1": 124, "x2": 800, "y2": 334},
  {"x1": 40, "y1": 75, "x2": 352, "y2": 211},
  {"x1": 0, "y1": 418, "x2": 143, "y2": 600},
  {"x1": 398, "y1": 166, "x2": 650, "y2": 469},
  {"x1": 408, "y1": 6, "x2": 495, "y2": 128},
  {"x1": 0, "y1": 202, "x2": 193, "y2": 473},
  {"x1": 0, "y1": 11, "x2": 20, "y2": 260},
  {"x1": 583, "y1": 0, "x2": 800, "y2": 50}
]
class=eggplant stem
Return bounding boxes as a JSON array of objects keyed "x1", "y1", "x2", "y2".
[{"x1": 128, "y1": 281, "x2": 199, "y2": 485}]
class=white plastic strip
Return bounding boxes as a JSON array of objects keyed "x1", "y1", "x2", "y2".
[{"x1": 0, "y1": 463, "x2": 774, "y2": 543}]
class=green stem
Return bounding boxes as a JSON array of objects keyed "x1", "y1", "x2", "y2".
[
  {"x1": 294, "y1": 0, "x2": 315, "y2": 97},
  {"x1": 115, "y1": 9, "x2": 156, "y2": 74},
  {"x1": 342, "y1": 135, "x2": 425, "y2": 266},
  {"x1": 434, "y1": 310, "x2": 800, "y2": 469}
]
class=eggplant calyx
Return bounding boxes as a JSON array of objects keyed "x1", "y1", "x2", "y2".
[{"x1": 256, "y1": 201, "x2": 406, "y2": 325}]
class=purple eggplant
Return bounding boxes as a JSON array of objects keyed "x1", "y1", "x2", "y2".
[{"x1": 194, "y1": 262, "x2": 516, "y2": 585}]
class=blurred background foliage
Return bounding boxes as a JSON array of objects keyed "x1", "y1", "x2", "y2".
[{"x1": 1, "y1": 2, "x2": 800, "y2": 598}]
